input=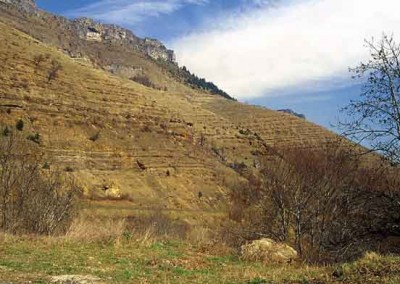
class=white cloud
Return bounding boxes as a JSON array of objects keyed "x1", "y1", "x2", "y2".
[
  {"x1": 67, "y1": 0, "x2": 208, "y2": 24},
  {"x1": 171, "y1": 0, "x2": 400, "y2": 100}
]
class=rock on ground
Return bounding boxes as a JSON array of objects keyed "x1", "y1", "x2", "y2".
[
  {"x1": 50, "y1": 275, "x2": 103, "y2": 284},
  {"x1": 241, "y1": 238, "x2": 298, "y2": 264}
]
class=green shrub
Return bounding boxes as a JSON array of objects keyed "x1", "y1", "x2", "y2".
[
  {"x1": 2, "y1": 126, "x2": 11, "y2": 137},
  {"x1": 16, "y1": 119, "x2": 24, "y2": 131},
  {"x1": 89, "y1": 131, "x2": 100, "y2": 142},
  {"x1": 27, "y1": 133, "x2": 40, "y2": 144}
]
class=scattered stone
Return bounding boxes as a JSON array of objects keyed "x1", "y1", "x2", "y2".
[
  {"x1": 51, "y1": 275, "x2": 103, "y2": 284},
  {"x1": 241, "y1": 238, "x2": 298, "y2": 264}
]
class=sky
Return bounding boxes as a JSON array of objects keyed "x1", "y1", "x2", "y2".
[{"x1": 36, "y1": 0, "x2": 400, "y2": 131}]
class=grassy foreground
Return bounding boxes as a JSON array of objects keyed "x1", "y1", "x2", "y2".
[{"x1": 0, "y1": 234, "x2": 400, "y2": 283}]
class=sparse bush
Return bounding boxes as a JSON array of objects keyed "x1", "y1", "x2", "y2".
[
  {"x1": 141, "y1": 124, "x2": 152, "y2": 133},
  {"x1": 65, "y1": 166, "x2": 74, "y2": 172},
  {"x1": 0, "y1": 131, "x2": 80, "y2": 235},
  {"x1": 47, "y1": 59, "x2": 62, "y2": 82},
  {"x1": 89, "y1": 131, "x2": 100, "y2": 142},
  {"x1": 26, "y1": 132, "x2": 40, "y2": 144},
  {"x1": 130, "y1": 75, "x2": 155, "y2": 88},
  {"x1": 15, "y1": 119, "x2": 24, "y2": 131},
  {"x1": 2, "y1": 126, "x2": 10, "y2": 137},
  {"x1": 239, "y1": 129, "x2": 252, "y2": 136},
  {"x1": 33, "y1": 54, "x2": 46, "y2": 69}
]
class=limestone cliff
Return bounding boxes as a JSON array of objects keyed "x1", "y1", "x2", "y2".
[
  {"x1": 0, "y1": 0, "x2": 36, "y2": 13},
  {"x1": 0, "y1": 0, "x2": 234, "y2": 100},
  {"x1": 1, "y1": 0, "x2": 176, "y2": 63},
  {"x1": 72, "y1": 17, "x2": 176, "y2": 62}
]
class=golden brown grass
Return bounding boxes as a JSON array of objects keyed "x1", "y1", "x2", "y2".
[{"x1": 0, "y1": 20, "x2": 358, "y2": 227}]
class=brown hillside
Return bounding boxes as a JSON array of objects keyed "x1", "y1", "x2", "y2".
[
  {"x1": 0, "y1": 22, "x2": 345, "y2": 221},
  {"x1": 0, "y1": 3, "x2": 364, "y2": 226}
]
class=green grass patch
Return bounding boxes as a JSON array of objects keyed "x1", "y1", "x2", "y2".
[{"x1": 0, "y1": 236, "x2": 399, "y2": 283}]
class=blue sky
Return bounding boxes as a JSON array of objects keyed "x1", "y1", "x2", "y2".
[{"x1": 35, "y1": 0, "x2": 400, "y2": 131}]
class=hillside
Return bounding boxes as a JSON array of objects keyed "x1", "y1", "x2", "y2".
[
  {"x1": 0, "y1": 3, "x2": 344, "y2": 220},
  {"x1": 0, "y1": 0, "x2": 234, "y2": 100},
  {"x1": 2, "y1": 1, "x2": 400, "y2": 283}
]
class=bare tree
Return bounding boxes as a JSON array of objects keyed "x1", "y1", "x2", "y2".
[
  {"x1": 341, "y1": 34, "x2": 400, "y2": 164},
  {"x1": 260, "y1": 144, "x2": 361, "y2": 261},
  {"x1": 47, "y1": 59, "x2": 63, "y2": 82},
  {"x1": 0, "y1": 130, "x2": 80, "y2": 235}
]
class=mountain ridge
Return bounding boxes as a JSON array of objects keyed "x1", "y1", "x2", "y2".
[{"x1": 0, "y1": 0, "x2": 235, "y2": 100}]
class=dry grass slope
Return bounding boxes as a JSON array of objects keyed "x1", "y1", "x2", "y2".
[{"x1": 0, "y1": 20, "x2": 374, "y2": 228}]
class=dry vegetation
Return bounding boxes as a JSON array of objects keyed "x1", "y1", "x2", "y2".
[
  {"x1": 225, "y1": 143, "x2": 400, "y2": 263},
  {"x1": 0, "y1": 12, "x2": 399, "y2": 283},
  {"x1": 0, "y1": 130, "x2": 80, "y2": 235},
  {"x1": 1, "y1": 217, "x2": 400, "y2": 283}
]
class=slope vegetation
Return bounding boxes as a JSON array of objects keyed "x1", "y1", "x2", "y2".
[{"x1": 0, "y1": 19, "x2": 347, "y2": 225}]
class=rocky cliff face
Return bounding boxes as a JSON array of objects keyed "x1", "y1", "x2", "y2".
[
  {"x1": 0, "y1": 0, "x2": 36, "y2": 13},
  {"x1": 1, "y1": 0, "x2": 176, "y2": 63},
  {"x1": 72, "y1": 18, "x2": 175, "y2": 62},
  {"x1": 0, "y1": 0, "x2": 234, "y2": 99},
  {"x1": 72, "y1": 18, "x2": 135, "y2": 45},
  {"x1": 143, "y1": 38, "x2": 176, "y2": 62}
]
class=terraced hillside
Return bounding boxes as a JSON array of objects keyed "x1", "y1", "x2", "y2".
[
  {"x1": 0, "y1": 1, "x2": 358, "y2": 227},
  {"x1": 0, "y1": 1, "x2": 234, "y2": 100},
  {"x1": 0, "y1": 21, "x2": 345, "y2": 219}
]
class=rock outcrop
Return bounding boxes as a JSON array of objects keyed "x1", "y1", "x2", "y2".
[
  {"x1": 0, "y1": 0, "x2": 36, "y2": 13},
  {"x1": 72, "y1": 17, "x2": 139, "y2": 44},
  {"x1": 143, "y1": 38, "x2": 176, "y2": 62},
  {"x1": 241, "y1": 238, "x2": 298, "y2": 264},
  {"x1": 72, "y1": 17, "x2": 176, "y2": 62},
  {"x1": 2, "y1": 0, "x2": 176, "y2": 63}
]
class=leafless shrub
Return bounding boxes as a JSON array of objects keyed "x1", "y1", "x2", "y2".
[
  {"x1": 33, "y1": 54, "x2": 46, "y2": 71},
  {"x1": 141, "y1": 123, "x2": 152, "y2": 133},
  {"x1": 47, "y1": 59, "x2": 63, "y2": 82},
  {"x1": 0, "y1": 131, "x2": 80, "y2": 235},
  {"x1": 340, "y1": 34, "x2": 400, "y2": 165},
  {"x1": 228, "y1": 142, "x2": 400, "y2": 263},
  {"x1": 130, "y1": 75, "x2": 155, "y2": 88}
]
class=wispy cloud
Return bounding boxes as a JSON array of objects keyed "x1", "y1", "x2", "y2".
[
  {"x1": 171, "y1": 0, "x2": 400, "y2": 100},
  {"x1": 67, "y1": 0, "x2": 209, "y2": 24}
]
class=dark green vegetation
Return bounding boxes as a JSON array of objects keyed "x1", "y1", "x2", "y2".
[{"x1": 170, "y1": 65, "x2": 236, "y2": 100}]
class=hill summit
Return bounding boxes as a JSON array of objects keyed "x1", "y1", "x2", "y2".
[{"x1": 0, "y1": 0, "x2": 235, "y2": 100}]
